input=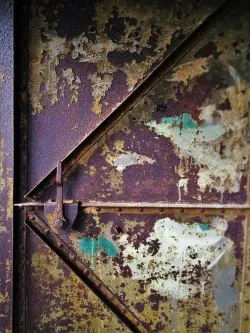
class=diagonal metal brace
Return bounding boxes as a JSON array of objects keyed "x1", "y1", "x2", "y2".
[{"x1": 26, "y1": 212, "x2": 150, "y2": 333}]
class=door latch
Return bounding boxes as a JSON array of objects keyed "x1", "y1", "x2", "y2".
[
  {"x1": 15, "y1": 161, "x2": 79, "y2": 233},
  {"x1": 44, "y1": 161, "x2": 79, "y2": 232},
  {"x1": 54, "y1": 161, "x2": 67, "y2": 229}
]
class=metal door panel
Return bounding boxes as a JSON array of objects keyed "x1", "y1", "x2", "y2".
[
  {"x1": 0, "y1": 1, "x2": 13, "y2": 331},
  {"x1": 13, "y1": 1, "x2": 250, "y2": 332},
  {"x1": 26, "y1": 229, "x2": 133, "y2": 333},
  {"x1": 37, "y1": 3, "x2": 250, "y2": 206},
  {"x1": 27, "y1": 0, "x2": 225, "y2": 189},
  {"x1": 33, "y1": 207, "x2": 247, "y2": 332}
]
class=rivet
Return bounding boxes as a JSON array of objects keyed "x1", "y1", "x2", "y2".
[
  {"x1": 57, "y1": 242, "x2": 63, "y2": 248},
  {"x1": 31, "y1": 216, "x2": 36, "y2": 221},
  {"x1": 245, "y1": 299, "x2": 250, "y2": 304},
  {"x1": 139, "y1": 208, "x2": 144, "y2": 212},
  {"x1": 180, "y1": 209, "x2": 184, "y2": 213},
  {"x1": 245, "y1": 281, "x2": 250, "y2": 286},
  {"x1": 118, "y1": 208, "x2": 122, "y2": 212},
  {"x1": 123, "y1": 308, "x2": 127, "y2": 314},
  {"x1": 84, "y1": 268, "x2": 89, "y2": 275},
  {"x1": 247, "y1": 264, "x2": 250, "y2": 269},
  {"x1": 71, "y1": 255, "x2": 76, "y2": 261},
  {"x1": 54, "y1": 218, "x2": 67, "y2": 230},
  {"x1": 96, "y1": 207, "x2": 101, "y2": 212},
  {"x1": 44, "y1": 229, "x2": 50, "y2": 235},
  {"x1": 244, "y1": 315, "x2": 249, "y2": 321},
  {"x1": 220, "y1": 209, "x2": 225, "y2": 213},
  {"x1": 201, "y1": 209, "x2": 205, "y2": 213},
  {"x1": 159, "y1": 208, "x2": 164, "y2": 212}
]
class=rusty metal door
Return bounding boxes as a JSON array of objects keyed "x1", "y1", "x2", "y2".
[{"x1": 13, "y1": 0, "x2": 250, "y2": 332}]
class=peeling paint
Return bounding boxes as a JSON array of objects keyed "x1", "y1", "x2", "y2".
[
  {"x1": 214, "y1": 267, "x2": 238, "y2": 311},
  {"x1": 78, "y1": 236, "x2": 119, "y2": 257},
  {"x1": 112, "y1": 152, "x2": 155, "y2": 171},
  {"x1": 88, "y1": 73, "x2": 113, "y2": 115},
  {"x1": 0, "y1": 71, "x2": 4, "y2": 85},
  {"x1": 0, "y1": 139, "x2": 5, "y2": 191},
  {"x1": 119, "y1": 216, "x2": 233, "y2": 300},
  {"x1": 168, "y1": 57, "x2": 210, "y2": 85},
  {"x1": 28, "y1": 237, "x2": 131, "y2": 332},
  {"x1": 146, "y1": 75, "x2": 249, "y2": 196},
  {"x1": 61, "y1": 68, "x2": 81, "y2": 104}
]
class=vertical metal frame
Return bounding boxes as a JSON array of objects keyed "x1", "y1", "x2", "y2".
[
  {"x1": 0, "y1": 1, "x2": 13, "y2": 332},
  {"x1": 13, "y1": 0, "x2": 28, "y2": 332}
]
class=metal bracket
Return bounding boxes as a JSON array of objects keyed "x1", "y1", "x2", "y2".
[
  {"x1": 15, "y1": 161, "x2": 79, "y2": 232},
  {"x1": 44, "y1": 161, "x2": 79, "y2": 232}
]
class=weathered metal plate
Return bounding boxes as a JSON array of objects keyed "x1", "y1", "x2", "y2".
[
  {"x1": 41, "y1": 4, "x2": 250, "y2": 205},
  {"x1": 26, "y1": 229, "x2": 132, "y2": 333},
  {"x1": 41, "y1": 208, "x2": 246, "y2": 332},
  {"x1": 27, "y1": 0, "x2": 225, "y2": 189},
  {"x1": 0, "y1": 1, "x2": 13, "y2": 331}
]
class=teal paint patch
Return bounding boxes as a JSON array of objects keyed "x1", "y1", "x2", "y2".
[
  {"x1": 146, "y1": 112, "x2": 225, "y2": 142},
  {"x1": 197, "y1": 223, "x2": 211, "y2": 231},
  {"x1": 160, "y1": 113, "x2": 197, "y2": 129},
  {"x1": 78, "y1": 237, "x2": 98, "y2": 256},
  {"x1": 78, "y1": 236, "x2": 119, "y2": 257}
]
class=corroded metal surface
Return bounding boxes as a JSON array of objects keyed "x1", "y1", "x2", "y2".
[
  {"x1": 34, "y1": 208, "x2": 246, "y2": 332},
  {"x1": 27, "y1": 0, "x2": 225, "y2": 189},
  {"x1": 26, "y1": 211, "x2": 149, "y2": 333},
  {"x1": 17, "y1": 1, "x2": 250, "y2": 332},
  {"x1": 40, "y1": 3, "x2": 250, "y2": 205},
  {"x1": 26, "y1": 229, "x2": 133, "y2": 333},
  {"x1": 0, "y1": 1, "x2": 13, "y2": 331}
]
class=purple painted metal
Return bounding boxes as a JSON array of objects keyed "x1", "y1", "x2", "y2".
[
  {"x1": 27, "y1": 0, "x2": 226, "y2": 190},
  {"x1": 14, "y1": 0, "x2": 250, "y2": 332},
  {"x1": 0, "y1": 1, "x2": 13, "y2": 331},
  {"x1": 39, "y1": 3, "x2": 250, "y2": 206}
]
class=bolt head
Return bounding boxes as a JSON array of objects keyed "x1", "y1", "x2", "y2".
[{"x1": 55, "y1": 218, "x2": 67, "y2": 230}]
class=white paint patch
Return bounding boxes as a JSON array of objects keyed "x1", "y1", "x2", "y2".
[
  {"x1": 118, "y1": 217, "x2": 233, "y2": 300},
  {"x1": 178, "y1": 178, "x2": 188, "y2": 201},
  {"x1": 112, "y1": 152, "x2": 155, "y2": 171},
  {"x1": 146, "y1": 109, "x2": 247, "y2": 194}
]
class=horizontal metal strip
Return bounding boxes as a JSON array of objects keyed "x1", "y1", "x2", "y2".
[
  {"x1": 15, "y1": 201, "x2": 250, "y2": 208},
  {"x1": 15, "y1": 202, "x2": 250, "y2": 216}
]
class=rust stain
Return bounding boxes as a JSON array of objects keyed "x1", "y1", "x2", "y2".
[
  {"x1": 88, "y1": 73, "x2": 113, "y2": 115},
  {"x1": 29, "y1": 239, "x2": 132, "y2": 332},
  {"x1": 0, "y1": 71, "x2": 5, "y2": 85},
  {"x1": 168, "y1": 57, "x2": 210, "y2": 85},
  {"x1": 61, "y1": 212, "x2": 244, "y2": 332},
  {"x1": 0, "y1": 139, "x2": 5, "y2": 191},
  {"x1": 28, "y1": 0, "x2": 223, "y2": 115},
  {"x1": 6, "y1": 178, "x2": 13, "y2": 220}
]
